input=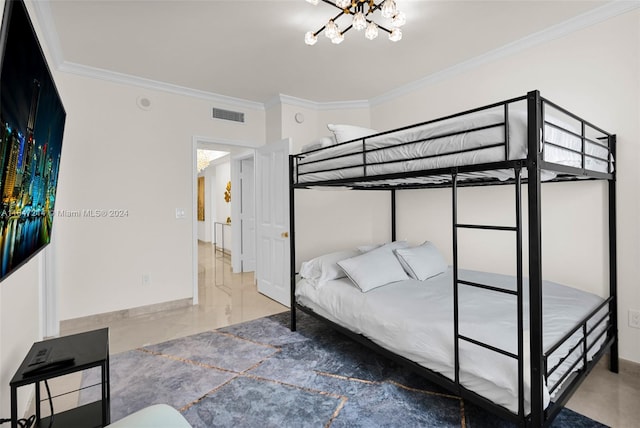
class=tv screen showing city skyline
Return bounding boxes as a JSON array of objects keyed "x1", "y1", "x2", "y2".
[{"x1": 0, "y1": 0, "x2": 66, "y2": 282}]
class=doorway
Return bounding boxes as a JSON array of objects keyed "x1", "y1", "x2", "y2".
[
  {"x1": 192, "y1": 137, "x2": 257, "y2": 305},
  {"x1": 192, "y1": 136, "x2": 291, "y2": 312}
]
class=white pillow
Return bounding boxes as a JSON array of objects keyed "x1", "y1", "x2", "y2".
[
  {"x1": 300, "y1": 136, "x2": 335, "y2": 153},
  {"x1": 357, "y1": 240, "x2": 409, "y2": 254},
  {"x1": 394, "y1": 241, "x2": 448, "y2": 281},
  {"x1": 327, "y1": 124, "x2": 378, "y2": 144},
  {"x1": 338, "y1": 244, "x2": 409, "y2": 292},
  {"x1": 299, "y1": 249, "x2": 360, "y2": 286},
  {"x1": 357, "y1": 243, "x2": 381, "y2": 253}
]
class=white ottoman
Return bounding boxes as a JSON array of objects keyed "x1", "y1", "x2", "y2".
[{"x1": 108, "y1": 404, "x2": 192, "y2": 427}]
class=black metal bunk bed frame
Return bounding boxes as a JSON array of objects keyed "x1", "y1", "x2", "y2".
[{"x1": 288, "y1": 90, "x2": 618, "y2": 427}]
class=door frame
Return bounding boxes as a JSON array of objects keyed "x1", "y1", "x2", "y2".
[
  {"x1": 191, "y1": 136, "x2": 257, "y2": 305},
  {"x1": 230, "y1": 153, "x2": 256, "y2": 273}
]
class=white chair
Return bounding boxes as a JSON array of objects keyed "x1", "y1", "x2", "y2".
[{"x1": 107, "y1": 404, "x2": 192, "y2": 427}]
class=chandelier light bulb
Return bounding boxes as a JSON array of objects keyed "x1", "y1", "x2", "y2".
[
  {"x1": 305, "y1": 31, "x2": 318, "y2": 45},
  {"x1": 389, "y1": 27, "x2": 402, "y2": 42},
  {"x1": 365, "y1": 21, "x2": 378, "y2": 40},
  {"x1": 325, "y1": 19, "x2": 339, "y2": 39},
  {"x1": 304, "y1": 0, "x2": 407, "y2": 45},
  {"x1": 381, "y1": 0, "x2": 397, "y2": 19},
  {"x1": 331, "y1": 32, "x2": 345, "y2": 44},
  {"x1": 353, "y1": 11, "x2": 367, "y2": 31},
  {"x1": 391, "y1": 11, "x2": 406, "y2": 27}
]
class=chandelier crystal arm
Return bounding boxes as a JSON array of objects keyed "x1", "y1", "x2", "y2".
[
  {"x1": 369, "y1": 1, "x2": 384, "y2": 13},
  {"x1": 321, "y1": 0, "x2": 383, "y2": 14},
  {"x1": 366, "y1": 18, "x2": 392, "y2": 34},
  {"x1": 331, "y1": 10, "x2": 346, "y2": 22},
  {"x1": 320, "y1": 0, "x2": 344, "y2": 11},
  {"x1": 305, "y1": 0, "x2": 404, "y2": 45},
  {"x1": 311, "y1": 10, "x2": 347, "y2": 37}
]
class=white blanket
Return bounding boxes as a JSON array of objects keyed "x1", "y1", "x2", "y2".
[
  {"x1": 296, "y1": 109, "x2": 611, "y2": 185},
  {"x1": 295, "y1": 268, "x2": 607, "y2": 414}
]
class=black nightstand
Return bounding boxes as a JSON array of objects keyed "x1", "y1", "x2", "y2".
[{"x1": 9, "y1": 328, "x2": 110, "y2": 428}]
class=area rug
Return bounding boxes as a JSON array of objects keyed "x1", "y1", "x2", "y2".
[{"x1": 80, "y1": 311, "x2": 607, "y2": 427}]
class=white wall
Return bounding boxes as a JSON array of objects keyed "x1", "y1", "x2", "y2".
[
  {"x1": 280, "y1": 101, "x2": 371, "y2": 154},
  {"x1": 213, "y1": 161, "x2": 232, "y2": 251},
  {"x1": 53, "y1": 73, "x2": 265, "y2": 321},
  {"x1": 276, "y1": 99, "x2": 394, "y2": 264},
  {"x1": 0, "y1": 258, "x2": 41, "y2": 418},
  {"x1": 197, "y1": 157, "x2": 231, "y2": 243},
  {"x1": 214, "y1": 161, "x2": 231, "y2": 224},
  {"x1": 371, "y1": 10, "x2": 640, "y2": 363},
  {"x1": 294, "y1": 189, "x2": 392, "y2": 264}
]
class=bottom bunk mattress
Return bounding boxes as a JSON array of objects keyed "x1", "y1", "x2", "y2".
[{"x1": 295, "y1": 268, "x2": 607, "y2": 415}]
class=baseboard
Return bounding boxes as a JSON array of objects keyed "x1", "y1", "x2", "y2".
[
  {"x1": 620, "y1": 357, "x2": 640, "y2": 376},
  {"x1": 598, "y1": 354, "x2": 640, "y2": 376},
  {"x1": 59, "y1": 298, "x2": 192, "y2": 332}
]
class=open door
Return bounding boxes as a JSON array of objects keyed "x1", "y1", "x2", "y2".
[
  {"x1": 238, "y1": 156, "x2": 256, "y2": 272},
  {"x1": 255, "y1": 138, "x2": 291, "y2": 307}
]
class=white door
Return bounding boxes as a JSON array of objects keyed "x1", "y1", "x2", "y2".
[
  {"x1": 255, "y1": 138, "x2": 291, "y2": 307},
  {"x1": 239, "y1": 158, "x2": 256, "y2": 271}
]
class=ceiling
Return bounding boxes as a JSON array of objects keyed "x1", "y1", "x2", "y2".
[{"x1": 45, "y1": 0, "x2": 614, "y2": 105}]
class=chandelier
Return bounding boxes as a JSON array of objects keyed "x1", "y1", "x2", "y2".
[
  {"x1": 197, "y1": 149, "x2": 228, "y2": 172},
  {"x1": 304, "y1": 0, "x2": 406, "y2": 45}
]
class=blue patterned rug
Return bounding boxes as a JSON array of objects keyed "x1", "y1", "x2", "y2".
[{"x1": 80, "y1": 311, "x2": 607, "y2": 427}]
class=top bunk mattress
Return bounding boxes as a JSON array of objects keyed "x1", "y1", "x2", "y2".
[{"x1": 294, "y1": 104, "x2": 613, "y2": 187}]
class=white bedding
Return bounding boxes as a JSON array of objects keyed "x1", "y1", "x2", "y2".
[
  {"x1": 296, "y1": 109, "x2": 611, "y2": 185},
  {"x1": 295, "y1": 268, "x2": 607, "y2": 414}
]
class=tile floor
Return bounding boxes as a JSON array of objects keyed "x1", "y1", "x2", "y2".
[
  {"x1": 565, "y1": 356, "x2": 640, "y2": 428},
  {"x1": 43, "y1": 242, "x2": 639, "y2": 427},
  {"x1": 38, "y1": 241, "x2": 285, "y2": 419}
]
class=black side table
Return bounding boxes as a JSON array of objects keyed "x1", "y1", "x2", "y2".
[{"x1": 9, "y1": 328, "x2": 110, "y2": 428}]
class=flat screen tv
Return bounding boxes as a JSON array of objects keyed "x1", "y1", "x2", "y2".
[{"x1": 0, "y1": 0, "x2": 66, "y2": 282}]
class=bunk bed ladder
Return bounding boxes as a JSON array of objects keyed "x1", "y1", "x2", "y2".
[{"x1": 451, "y1": 167, "x2": 526, "y2": 420}]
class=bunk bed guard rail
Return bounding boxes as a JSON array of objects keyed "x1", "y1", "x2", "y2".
[{"x1": 291, "y1": 92, "x2": 613, "y2": 188}]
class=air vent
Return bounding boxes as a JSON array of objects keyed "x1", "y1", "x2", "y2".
[{"x1": 212, "y1": 107, "x2": 245, "y2": 123}]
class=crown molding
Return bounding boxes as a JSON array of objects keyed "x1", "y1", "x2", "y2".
[
  {"x1": 266, "y1": 94, "x2": 370, "y2": 111},
  {"x1": 29, "y1": 0, "x2": 265, "y2": 111},
  {"x1": 29, "y1": 0, "x2": 64, "y2": 69},
  {"x1": 370, "y1": 0, "x2": 640, "y2": 106},
  {"x1": 58, "y1": 61, "x2": 265, "y2": 111},
  {"x1": 29, "y1": 0, "x2": 640, "y2": 112}
]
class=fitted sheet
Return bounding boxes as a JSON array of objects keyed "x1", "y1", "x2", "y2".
[
  {"x1": 295, "y1": 268, "x2": 608, "y2": 414},
  {"x1": 296, "y1": 109, "x2": 611, "y2": 185}
]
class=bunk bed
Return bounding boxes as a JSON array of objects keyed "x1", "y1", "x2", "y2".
[{"x1": 288, "y1": 91, "x2": 618, "y2": 427}]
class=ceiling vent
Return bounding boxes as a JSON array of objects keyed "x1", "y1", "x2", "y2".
[{"x1": 212, "y1": 107, "x2": 245, "y2": 123}]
